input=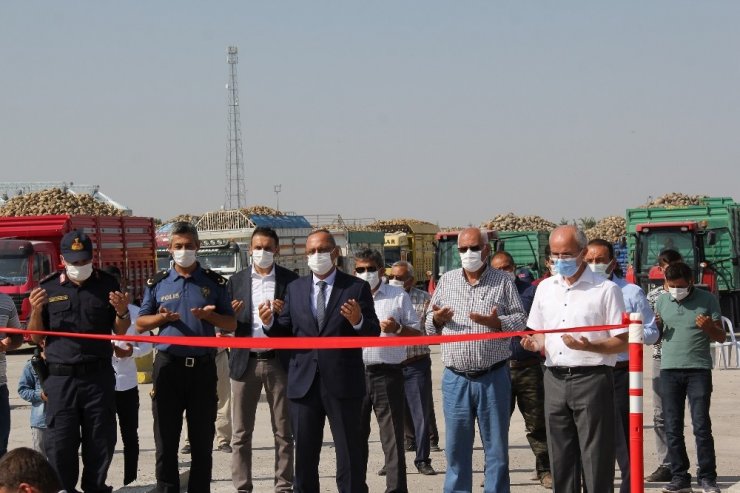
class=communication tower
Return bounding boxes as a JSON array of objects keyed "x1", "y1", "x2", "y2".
[{"x1": 225, "y1": 45, "x2": 247, "y2": 209}]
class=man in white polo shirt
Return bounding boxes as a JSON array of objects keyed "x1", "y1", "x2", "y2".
[
  {"x1": 355, "y1": 249, "x2": 420, "y2": 493},
  {"x1": 522, "y1": 226, "x2": 627, "y2": 493}
]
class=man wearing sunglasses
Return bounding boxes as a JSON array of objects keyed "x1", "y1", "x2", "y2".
[
  {"x1": 522, "y1": 225, "x2": 628, "y2": 493},
  {"x1": 426, "y1": 227, "x2": 527, "y2": 493}
]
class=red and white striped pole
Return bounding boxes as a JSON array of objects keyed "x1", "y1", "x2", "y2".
[{"x1": 628, "y1": 312, "x2": 644, "y2": 493}]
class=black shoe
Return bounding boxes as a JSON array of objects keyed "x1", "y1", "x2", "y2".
[
  {"x1": 416, "y1": 463, "x2": 436, "y2": 476},
  {"x1": 378, "y1": 466, "x2": 386, "y2": 476},
  {"x1": 661, "y1": 477, "x2": 693, "y2": 493},
  {"x1": 216, "y1": 444, "x2": 232, "y2": 453},
  {"x1": 405, "y1": 442, "x2": 416, "y2": 451},
  {"x1": 647, "y1": 466, "x2": 673, "y2": 483},
  {"x1": 429, "y1": 443, "x2": 442, "y2": 452},
  {"x1": 180, "y1": 444, "x2": 191, "y2": 454}
]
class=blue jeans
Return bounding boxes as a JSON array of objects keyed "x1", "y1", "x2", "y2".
[
  {"x1": 0, "y1": 384, "x2": 9, "y2": 458},
  {"x1": 442, "y1": 365, "x2": 510, "y2": 493},
  {"x1": 661, "y1": 369, "x2": 717, "y2": 482}
]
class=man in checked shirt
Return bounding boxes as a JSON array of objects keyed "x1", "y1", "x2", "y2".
[{"x1": 426, "y1": 227, "x2": 527, "y2": 493}]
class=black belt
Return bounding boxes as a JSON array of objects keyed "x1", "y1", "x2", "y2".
[
  {"x1": 250, "y1": 350, "x2": 276, "y2": 360},
  {"x1": 366, "y1": 363, "x2": 403, "y2": 372},
  {"x1": 614, "y1": 361, "x2": 629, "y2": 370},
  {"x1": 447, "y1": 359, "x2": 507, "y2": 379},
  {"x1": 157, "y1": 351, "x2": 215, "y2": 368},
  {"x1": 509, "y1": 357, "x2": 542, "y2": 369},
  {"x1": 48, "y1": 360, "x2": 109, "y2": 377},
  {"x1": 547, "y1": 365, "x2": 609, "y2": 376},
  {"x1": 402, "y1": 354, "x2": 430, "y2": 366}
]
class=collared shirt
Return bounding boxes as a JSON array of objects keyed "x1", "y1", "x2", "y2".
[
  {"x1": 425, "y1": 266, "x2": 527, "y2": 372},
  {"x1": 612, "y1": 276, "x2": 660, "y2": 362},
  {"x1": 41, "y1": 269, "x2": 119, "y2": 364},
  {"x1": 139, "y1": 264, "x2": 234, "y2": 357},
  {"x1": 655, "y1": 287, "x2": 720, "y2": 370},
  {"x1": 112, "y1": 305, "x2": 153, "y2": 391},
  {"x1": 250, "y1": 265, "x2": 276, "y2": 352},
  {"x1": 405, "y1": 287, "x2": 432, "y2": 359},
  {"x1": 646, "y1": 286, "x2": 666, "y2": 359},
  {"x1": 0, "y1": 294, "x2": 20, "y2": 386},
  {"x1": 527, "y1": 268, "x2": 627, "y2": 367},
  {"x1": 363, "y1": 283, "x2": 420, "y2": 365}
]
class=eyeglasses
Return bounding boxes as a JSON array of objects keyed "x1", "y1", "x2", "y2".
[
  {"x1": 387, "y1": 275, "x2": 408, "y2": 281},
  {"x1": 458, "y1": 246, "x2": 482, "y2": 253},
  {"x1": 550, "y1": 254, "x2": 578, "y2": 261},
  {"x1": 355, "y1": 266, "x2": 378, "y2": 273}
]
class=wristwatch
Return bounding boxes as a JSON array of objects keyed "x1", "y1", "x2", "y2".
[{"x1": 116, "y1": 311, "x2": 131, "y2": 320}]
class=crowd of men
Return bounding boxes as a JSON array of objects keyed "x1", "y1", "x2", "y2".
[{"x1": 0, "y1": 223, "x2": 726, "y2": 493}]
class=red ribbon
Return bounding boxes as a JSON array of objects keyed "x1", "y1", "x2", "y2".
[{"x1": 2, "y1": 323, "x2": 627, "y2": 350}]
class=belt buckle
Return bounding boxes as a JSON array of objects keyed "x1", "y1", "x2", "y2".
[{"x1": 185, "y1": 357, "x2": 195, "y2": 368}]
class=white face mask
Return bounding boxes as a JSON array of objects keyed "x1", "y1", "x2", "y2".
[
  {"x1": 461, "y1": 249, "x2": 484, "y2": 272},
  {"x1": 307, "y1": 252, "x2": 334, "y2": 276},
  {"x1": 357, "y1": 271, "x2": 380, "y2": 290},
  {"x1": 172, "y1": 249, "x2": 197, "y2": 268},
  {"x1": 588, "y1": 262, "x2": 611, "y2": 279},
  {"x1": 668, "y1": 286, "x2": 691, "y2": 301},
  {"x1": 388, "y1": 279, "x2": 405, "y2": 288},
  {"x1": 251, "y1": 250, "x2": 274, "y2": 269},
  {"x1": 65, "y1": 262, "x2": 93, "y2": 282}
]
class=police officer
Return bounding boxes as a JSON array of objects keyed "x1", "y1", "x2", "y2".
[
  {"x1": 136, "y1": 221, "x2": 236, "y2": 493},
  {"x1": 27, "y1": 231, "x2": 130, "y2": 493}
]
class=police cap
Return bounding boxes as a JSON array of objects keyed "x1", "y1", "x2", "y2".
[{"x1": 60, "y1": 230, "x2": 93, "y2": 262}]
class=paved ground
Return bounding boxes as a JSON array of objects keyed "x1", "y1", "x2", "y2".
[{"x1": 6, "y1": 348, "x2": 740, "y2": 492}]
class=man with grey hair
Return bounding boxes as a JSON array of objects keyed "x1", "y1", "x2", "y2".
[
  {"x1": 522, "y1": 225, "x2": 628, "y2": 492},
  {"x1": 426, "y1": 227, "x2": 527, "y2": 493},
  {"x1": 354, "y1": 249, "x2": 420, "y2": 492},
  {"x1": 388, "y1": 261, "x2": 438, "y2": 476}
]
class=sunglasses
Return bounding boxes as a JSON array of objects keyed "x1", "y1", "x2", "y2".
[
  {"x1": 458, "y1": 246, "x2": 482, "y2": 253},
  {"x1": 387, "y1": 275, "x2": 408, "y2": 281},
  {"x1": 355, "y1": 266, "x2": 378, "y2": 273}
]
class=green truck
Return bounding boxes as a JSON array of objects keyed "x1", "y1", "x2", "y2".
[
  {"x1": 497, "y1": 231, "x2": 550, "y2": 278},
  {"x1": 625, "y1": 196, "x2": 740, "y2": 324}
]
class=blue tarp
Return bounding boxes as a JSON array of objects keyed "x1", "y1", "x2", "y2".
[{"x1": 250, "y1": 214, "x2": 312, "y2": 229}]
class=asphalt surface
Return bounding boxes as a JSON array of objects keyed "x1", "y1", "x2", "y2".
[{"x1": 5, "y1": 347, "x2": 740, "y2": 492}]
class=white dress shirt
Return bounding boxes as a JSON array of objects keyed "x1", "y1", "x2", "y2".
[
  {"x1": 527, "y1": 268, "x2": 627, "y2": 367},
  {"x1": 251, "y1": 265, "x2": 276, "y2": 353},
  {"x1": 363, "y1": 283, "x2": 420, "y2": 366},
  {"x1": 310, "y1": 269, "x2": 364, "y2": 330},
  {"x1": 112, "y1": 305, "x2": 153, "y2": 391}
]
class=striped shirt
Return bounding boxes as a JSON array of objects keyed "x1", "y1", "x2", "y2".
[
  {"x1": 405, "y1": 287, "x2": 432, "y2": 360},
  {"x1": 363, "y1": 283, "x2": 420, "y2": 366},
  {"x1": 425, "y1": 266, "x2": 527, "y2": 372},
  {"x1": 0, "y1": 294, "x2": 21, "y2": 387}
]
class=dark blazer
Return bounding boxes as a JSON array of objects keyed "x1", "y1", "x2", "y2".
[
  {"x1": 227, "y1": 264, "x2": 299, "y2": 380},
  {"x1": 267, "y1": 269, "x2": 380, "y2": 400}
]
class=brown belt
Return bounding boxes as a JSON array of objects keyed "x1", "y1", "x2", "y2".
[
  {"x1": 509, "y1": 357, "x2": 542, "y2": 369},
  {"x1": 614, "y1": 361, "x2": 629, "y2": 370}
]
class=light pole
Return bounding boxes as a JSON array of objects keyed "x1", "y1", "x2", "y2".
[{"x1": 274, "y1": 184, "x2": 282, "y2": 212}]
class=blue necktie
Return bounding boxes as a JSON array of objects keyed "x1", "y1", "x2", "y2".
[{"x1": 316, "y1": 280, "x2": 327, "y2": 330}]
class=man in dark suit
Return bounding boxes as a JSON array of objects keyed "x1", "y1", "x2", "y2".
[
  {"x1": 228, "y1": 227, "x2": 299, "y2": 493},
  {"x1": 260, "y1": 229, "x2": 381, "y2": 493}
]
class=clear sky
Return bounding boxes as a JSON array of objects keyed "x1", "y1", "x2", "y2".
[{"x1": 2, "y1": 1, "x2": 739, "y2": 227}]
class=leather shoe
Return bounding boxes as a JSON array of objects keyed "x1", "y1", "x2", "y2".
[
  {"x1": 645, "y1": 465, "x2": 672, "y2": 483},
  {"x1": 416, "y1": 463, "x2": 436, "y2": 476},
  {"x1": 405, "y1": 442, "x2": 416, "y2": 452},
  {"x1": 378, "y1": 466, "x2": 386, "y2": 476},
  {"x1": 217, "y1": 444, "x2": 232, "y2": 453},
  {"x1": 430, "y1": 443, "x2": 443, "y2": 452}
]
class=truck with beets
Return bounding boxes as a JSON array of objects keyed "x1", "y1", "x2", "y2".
[
  {"x1": 625, "y1": 196, "x2": 740, "y2": 324},
  {"x1": 0, "y1": 215, "x2": 157, "y2": 326}
]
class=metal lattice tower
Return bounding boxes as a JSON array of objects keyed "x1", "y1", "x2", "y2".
[{"x1": 225, "y1": 45, "x2": 247, "y2": 210}]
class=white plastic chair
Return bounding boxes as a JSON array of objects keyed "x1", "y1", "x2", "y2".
[{"x1": 710, "y1": 317, "x2": 736, "y2": 369}]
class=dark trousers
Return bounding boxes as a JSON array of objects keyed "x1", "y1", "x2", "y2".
[
  {"x1": 661, "y1": 369, "x2": 717, "y2": 483},
  {"x1": 543, "y1": 366, "x2": 615, "y2": 493},
  {"x1": 0, "y1": 385, "x2": 9, "y2": 458},
  {"x1": 402, "y1": 356, "x2": 432, "y2": 466},
  {"x1": 361, "y1": 365, "x2": 407, "y2": 493},
  {"x1": 290, "y1": 374, "x2": 365, "y2": 493},
  {"x1": 613, "y1": 367, "x2": 630, "y2": 493},
  {"x1": 152, "y1": 355, "x2": 217, "y2": 493},
  {"x1": 510, "y1": 364, "x2": 550, "y2": 477},
  {"x1": 115, "y1": 387, "x2": 140, "y2": 484},
  {"x1": 44, "y1": 370, "x2": 117, "y2": 493},
  {"x1": 404, "y1": 358, "x2": 439, "y2": 447}
]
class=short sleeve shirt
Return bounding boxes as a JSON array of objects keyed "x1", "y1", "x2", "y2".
[
  {"x1": 527, "y1": 268, "x2": 627, "y2": 367},
  {"x1": 41, "y1": 270, "x2": 119, "y2": 364},
  {"x1": 655, "y1": 288, "x2": 721, "y2": 370},
  {"x1": 139, "y1": 264, "x2": 234, "y2": 357}
]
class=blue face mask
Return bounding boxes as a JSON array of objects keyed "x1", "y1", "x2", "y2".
[{"x1": 554, "y1": 257, "x2": 579, "y2": 277}]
